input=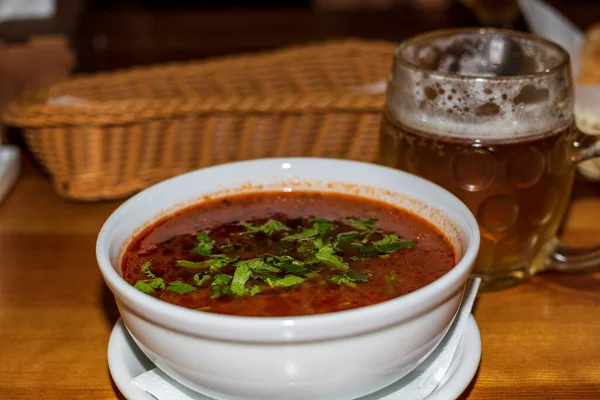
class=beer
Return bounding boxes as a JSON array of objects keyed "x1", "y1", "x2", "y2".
[
  {"x1": 380, "y1": 115, "x2": 577, "y2": 287},
  {"x1": 380, "y1": 29, "x2": 593, "y2": 289}
]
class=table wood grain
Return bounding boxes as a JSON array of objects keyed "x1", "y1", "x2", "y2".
[{"x1": 1, "y1": 154, "x2": 599, "y2": 399}]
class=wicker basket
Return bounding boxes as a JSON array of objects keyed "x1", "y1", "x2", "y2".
[{"x1": 2, "y1": 40, "x2": 395, "y2": 201}]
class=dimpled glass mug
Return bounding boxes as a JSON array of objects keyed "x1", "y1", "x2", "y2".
[{"x1": 380, "y1": 28, "x2": 600, "y2": 290}]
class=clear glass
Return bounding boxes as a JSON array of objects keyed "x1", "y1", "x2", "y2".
[{"x1": 379, "y1": 28, "x2": 600, "y2": 290}]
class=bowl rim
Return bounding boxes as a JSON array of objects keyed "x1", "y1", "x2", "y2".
[{"x1": 96, "y1": 157, "x2": 480, "y2": 342}]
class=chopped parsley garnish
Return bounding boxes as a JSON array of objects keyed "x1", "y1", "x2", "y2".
[
  {"x1": 136, "y1": 217, "x2": 416, "y2": 301},
  {"x1": 358, "y1": 235, "x2": 416, "y2": 254},
  {"x1": 167, "y1": 281, "x2": 197, "y2": 294},
  {"x1": 133, "y1": 262, "x2": 165, "y2": 295},
  {"x1": 176, "y1": 260, "x2": 204, "y2": 268},
  {"x1": 193, "y1": 273, "x2": 211, "y2": 287},
  {"x1": 250, "y1": 285, "x2": 262, "y2": 296},
  {"x1": 259, "y1": 255, "x2": 308, "y2": 274},
  {"x1": 231, "y1": 264, "x2": 252, "y2": 295},
  {"x1": 267, "y1": 275, "x2": 305, "y2": 287},
  {"x1": 308, "y1": 218, "x2": 334, "y2": 234},
  {"x1": 205, "y1": 254, "x2": 238, "y2": 271},
  {"x1": 235, "y1": 258, "x2": 281, "y2": 273},
  {"x1": 210, "y1": 274, "x2": 233, "y2": 299},
  {"x1": 330, "y1": 272, "x2": 370, "y2": 287},
  {"x1": 190, "y1": 232, "x2": 213, "y2": 256},
  {"x1": 315, "y1": 244, "x2": 349, "y2": 272},
  {"x1": 345, "y1": 218, "x2": 378, "y2": 233},
  {"x1": 240, "y1": 219, "x2": 290, "y2": 235},
  {"x1": 281, "y1": 225, "x2": 319, "y2": 242},
  {"x1": 177, "y1": 254, "x2": 238, "y2": 271},
  {"x1": 384, "y1": 271, "x2": 399, "y2": 295}
]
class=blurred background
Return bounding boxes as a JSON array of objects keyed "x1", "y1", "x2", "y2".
[
  {"x1": 0, "y1": 0, "x2": 600, "y2": 202},
  {"x1": 1, "y1": 0, "x2": 598, "y2": 74}
]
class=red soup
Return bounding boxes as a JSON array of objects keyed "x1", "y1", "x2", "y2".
[{"x1": 121, "y1": 191, "x2": 456, "y2": 317}]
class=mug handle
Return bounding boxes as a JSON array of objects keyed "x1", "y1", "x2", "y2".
[{"x1": 546, "y1": 132, "x2": 600, "y2": 271}]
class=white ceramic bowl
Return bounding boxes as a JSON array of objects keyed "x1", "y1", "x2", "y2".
[{"x1": 97, "y1": 158, "x2": 479, "y2": 400}]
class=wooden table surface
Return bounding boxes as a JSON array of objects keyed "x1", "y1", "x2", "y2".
[{"x1": 1, "y1": 152, "x2": 599, "y2": 400}]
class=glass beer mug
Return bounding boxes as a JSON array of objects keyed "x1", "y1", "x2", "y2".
[{"x1": 380, "y1": 29, "x2": 600, "y2": 290}]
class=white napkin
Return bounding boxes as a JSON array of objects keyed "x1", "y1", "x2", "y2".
[
  {"x1": 132, "y1": 368, "x2": 201, "y2": 400},
  {"x1": 131, "y1": 278, "x2": 481, "y2": 400}
]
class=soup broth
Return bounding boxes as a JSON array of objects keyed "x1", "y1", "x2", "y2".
[{"x1": 121, "y1": 191, "x2": 456, "y2": 317}]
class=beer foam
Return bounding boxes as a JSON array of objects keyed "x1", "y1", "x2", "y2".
[{"x1": 387, "y1": 31, "x2": 574, "y2": 141}]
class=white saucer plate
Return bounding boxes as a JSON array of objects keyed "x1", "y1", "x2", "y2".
[{"x1": 108, "y1": 315, "x2": 480, "y2": 400}]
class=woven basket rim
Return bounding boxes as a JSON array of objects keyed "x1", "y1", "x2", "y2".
[
  {"x1": 2, "y1": 38, "x2": 394, "y2": 127},
  {"x1": 3, "y1": 92, "x2": 386, "y2": 127}
]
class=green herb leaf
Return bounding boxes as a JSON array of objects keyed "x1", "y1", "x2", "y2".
[
  {"x1": 133, "y1": 280, "x2": 156, "y2": 294},
  {"x1": 315, "y1": 244, "x2": 349, "y2": 272},
  {"x1": 250, "y1": 285, "x2": 262, "y2": 296},
  {"x1": 308, "y1": 218, "x2": 334, "y2": 234},
  {"x1": 190, "y1": 232, "x2": 213, "y2": 256},
  {"x1": 235, "y1": 258, "x2": 281, "y2": 273},
  {"x1": 334, "y1": 232, "x2": 358, "y2": 245},
  {"x1": 372, "y1": 235, "x2": 399, "y2": 246},
  {"x1": 260, "y1": 255, "x2": 308, "y2": 274},
  {"x1": 212, "y1": 274, "x2": 232, "y2": 286},
  {"x1": 313, "y1": 237, "x2": 325, "y2": 250},
  {"x1": 267, "y1": 275, "x2": 305, "y2": 287},
  {"x1": 205, "y1": 255, "x2": 238, "y2": 272},
  {"x1": 193, "y1": 273, "x2": 212, "y2": 287},
  {"x1": 280, "y1": 263, "x2": 308, "y2": 274},
  {"x1": 384, "y1": 272, "x2": 398, "y2": 295},
  {"x1": 359, "y1": 235, "x2": 416, "y2": 254},
  {"x1": 176, "y1": 260, "x2": 205, "y2": 269},
  {"x1": 219, "y1": 239, "x2": 234, "y2": 251},
  {"x1": 345, "y1": 218, "x2": 378, "y2": 232},
  {"x1": 375, "y1": 243, "x2": 405, "y2": 253},
  {"x1": 330, "y1": 272, "x2": 369, "y2": 287},
  {"x1": 240, "y1": 219, "x2": 290, "y2": 235},
  {"x1": 190, "y1": 244, "x2": 212, "y2": 256},
  {"x1": 385, "y1": 271, "x2": 398, "y2": 282},
  {"x1": 141, "y1": 261, "x2": 155, "y2": 278},
  {"x1": 133, "y1": 274, "x2": 165, "y2": 295},
  {"x1": 210, "y1": 274, "x2": 233, "y2": 299},
  {"x1": 304, "y1": 271, "x2": 321, "y2": 279},
  {"x1": 167, "y1": 281, "x2": 197, "y2": 294},
  {"x1": 357, "y1": 244, "x2": 375, "y2": 253},
  {"x1": 281, "y1": 226, "x2": 319, "y2": 242},
  {"x1": 231, "y1": 264, "x2": 252, "y2": 295},
  {"x1": 297, "y1": 241, "x2": 315, "y2": 253},
  {"x1": 197, "y1": 232, "x2": 211, "y2": 243}
]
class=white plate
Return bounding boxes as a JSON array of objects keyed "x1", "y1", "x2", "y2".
[{"x1": 108, "y1": 315, "x2": 480, "y2": 400}]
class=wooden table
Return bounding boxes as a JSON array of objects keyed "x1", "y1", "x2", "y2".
[{"x1": 1, "y1": 153, "x2": 599, "y2": 399}]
